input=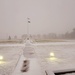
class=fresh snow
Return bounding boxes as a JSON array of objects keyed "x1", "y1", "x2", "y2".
[
  {"x1": 0, "y1": 41, "x2": 75, "y2": 75},
  {"x1": 11, "y1": 55, "x2": 44, "y2": 75}
]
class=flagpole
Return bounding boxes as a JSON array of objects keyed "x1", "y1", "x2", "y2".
[
  {"x1": 27, "y1": 18, "x2": 30, "y2": 40},
  {"x1": 27, "y1": 18, "x2": 29, "y2": 39}
]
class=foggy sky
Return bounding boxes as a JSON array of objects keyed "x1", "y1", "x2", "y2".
[{"x1": 0, "y1": 0, "x2": 75, "y2": 39}]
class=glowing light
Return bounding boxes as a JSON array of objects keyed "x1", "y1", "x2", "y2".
[
  {"x1": 50, "y1": 52, "x2": 55, "y2": 57},
  {"x1": 0, "y1": 61, "x2": 5, "y2": 64},
  {"x1": 0, "y1": 56, "x2": 3, "y2": 60},
  {"x1": 50, "y1": 57, "x2": 57, "y2": 61},
  {"x1": 0, "y1": 61, "x2": 3, "y2": 64},
  {"x1": 47, "y1": 52, "x2": 58, "y2": 61}
]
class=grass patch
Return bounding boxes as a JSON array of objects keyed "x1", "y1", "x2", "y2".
[
  {"x1": 35, "y1": 39, "x2": 66, "y2": 42},
  {"x1": 0, "y1": 40, "x2": 22, "y2": 44}
]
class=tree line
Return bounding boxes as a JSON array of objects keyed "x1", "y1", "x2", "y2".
[{"x1": 8, "y1": 28, "x2": 75, "y2": 40}]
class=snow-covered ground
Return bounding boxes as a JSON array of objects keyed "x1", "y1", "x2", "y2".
[
  {"x1": 0, "y1": 41, "x2": 75, "y2": 75},
  {"x1": 35, "y1": 42, "x2": 75, "y2": 75},
  {"x1": 12, "y1": 55, "x2": 45, "y2": 75},
  {"x1": 0, "y1": 46, "x2": 23, "y2": 75}
]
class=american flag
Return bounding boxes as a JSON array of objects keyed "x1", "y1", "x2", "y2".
[{"x1": 27, "y1": 18, "x2": 30, "y2": 23}]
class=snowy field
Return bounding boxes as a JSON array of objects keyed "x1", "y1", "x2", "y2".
[
  {"x1": 0, "y1": 41, "x2": 75, "y2": 75},
  {"x1": 0, "y1": 46, "x2": 23, "y2": 75},
  {"x1": 35, "y1": 42, "x2": 75, "y2": 75}
]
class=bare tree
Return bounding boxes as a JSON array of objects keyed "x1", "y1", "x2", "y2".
[
  {"x1": 8, "y1": 36, "x2": 11, "y2": 40},
  {"x1": 22, "y1": 34, "x2": 27, "y2": 40},
  {"x1": 14, "y1": 35, "x2": 17, "y2": 40}
]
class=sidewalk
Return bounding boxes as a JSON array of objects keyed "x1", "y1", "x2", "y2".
[{"x1": 11, "y1": 55, "x2": 44, "y2": 75}]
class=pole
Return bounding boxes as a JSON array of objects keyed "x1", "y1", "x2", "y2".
[
  {"x1": 27, "y1": 18, "x2": 30, "y2": 39},
  {"x1": 27, "y1": 18, "x2": 29, "y2": 39}
]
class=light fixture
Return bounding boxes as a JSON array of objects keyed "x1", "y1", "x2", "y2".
[
  {"x1": 48, "y1": 52, "x2": 58, "y2": 61},
  {"x1": 0, "y1": 56, "x2": 3, "y2": 60},
  {"x1": 50, "y1": 52, "x2": 55, "y2": 57},
  {"x1": 50, "y1": 57, "x2": 57, "y2": 61}
]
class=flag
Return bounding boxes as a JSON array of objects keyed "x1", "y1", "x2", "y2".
[{"x1": 27, "y1": 18, "x2": 30, "y2": 23}]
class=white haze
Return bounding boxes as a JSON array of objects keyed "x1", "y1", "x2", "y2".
[{"x1": 0, "y1": 0, "x2": 75, "y2": 39}]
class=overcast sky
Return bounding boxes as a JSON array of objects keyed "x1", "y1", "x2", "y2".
[{"x1": 0, "y1": 0, "x2": 75, "y2": 39}]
